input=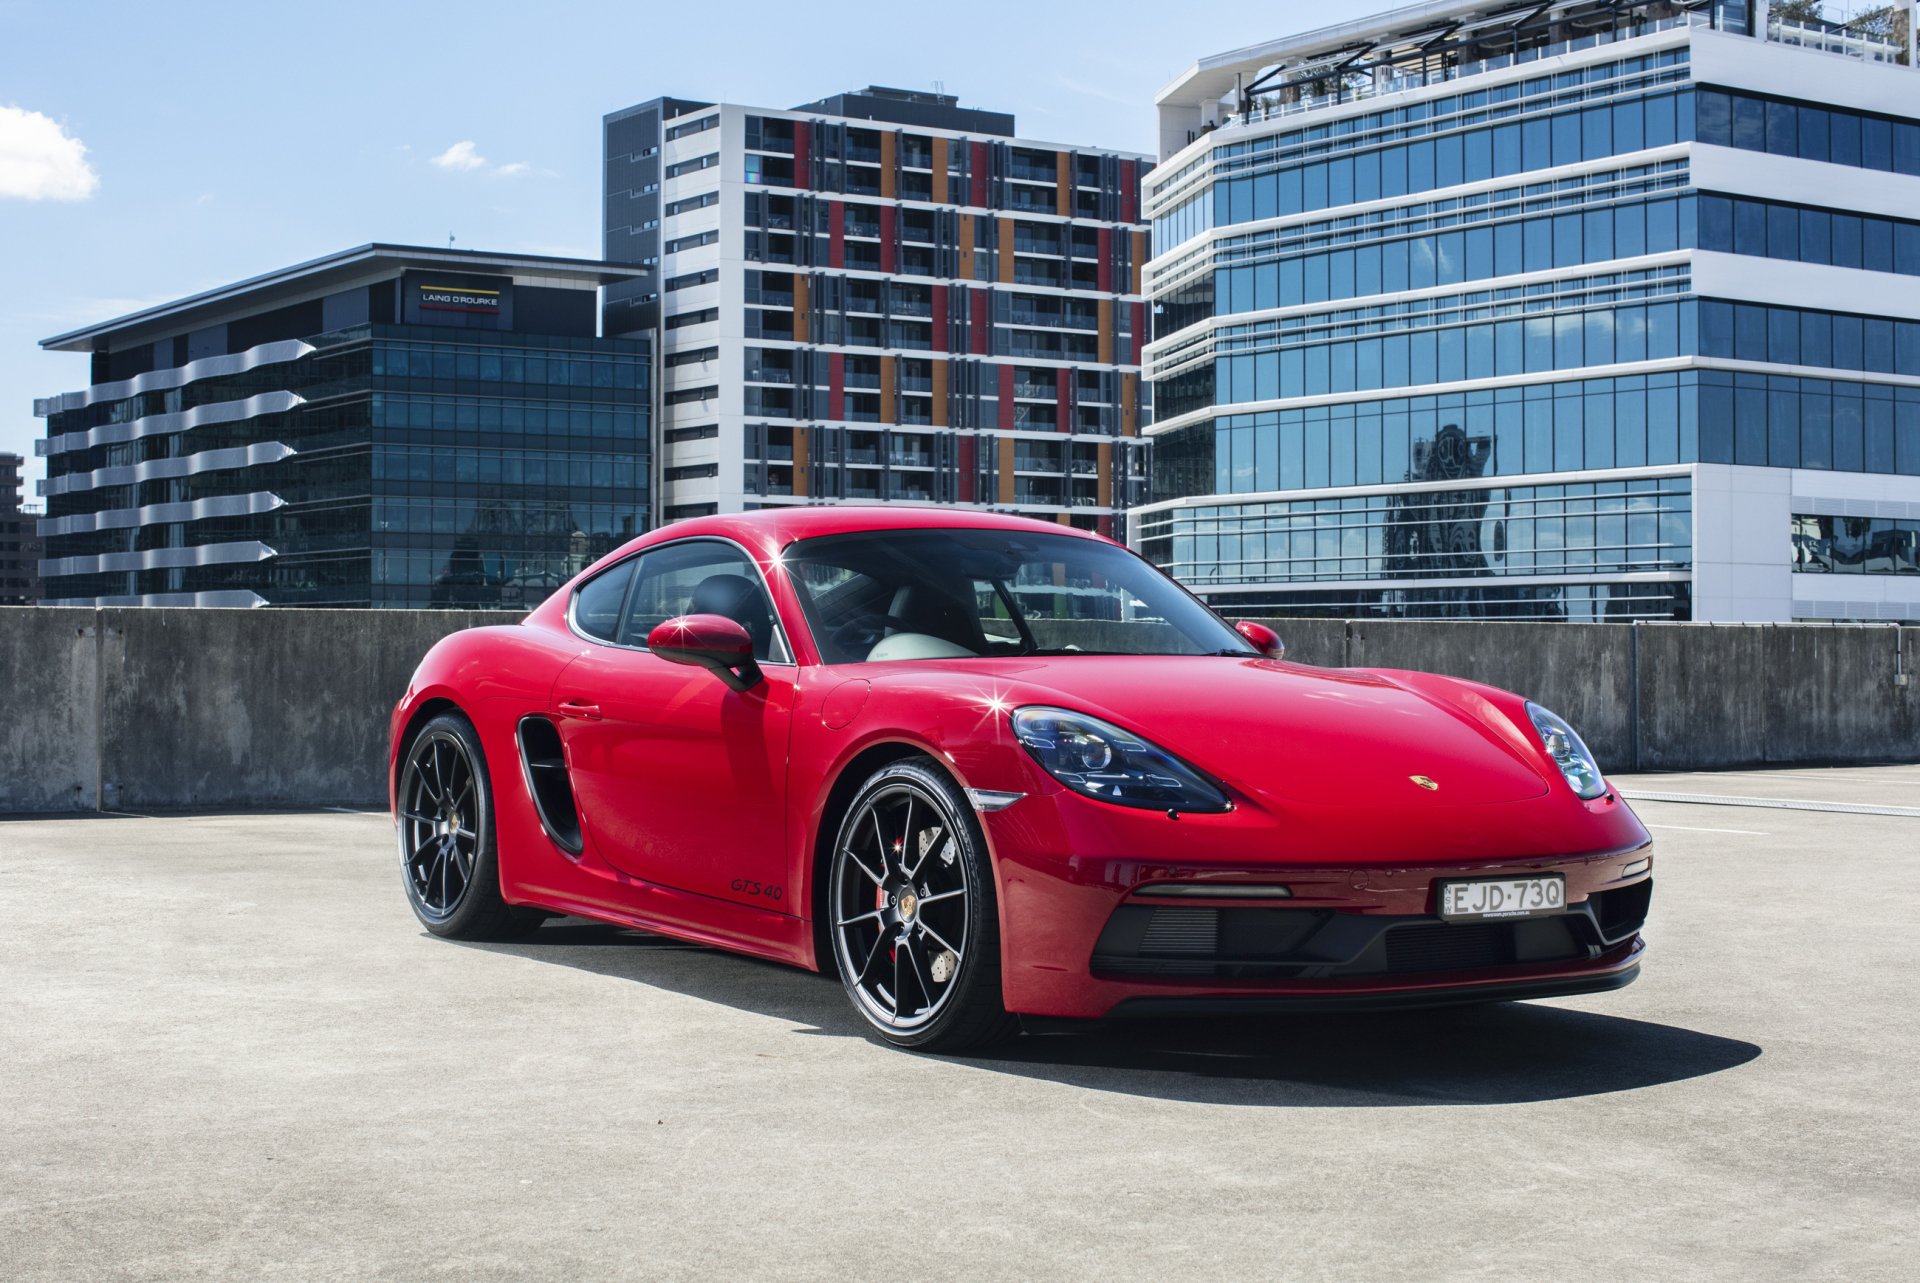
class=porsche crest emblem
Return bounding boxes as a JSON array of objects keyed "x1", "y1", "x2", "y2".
[{"x1": 1409, "y1": 775, "x2": 1439, "y2": 791}]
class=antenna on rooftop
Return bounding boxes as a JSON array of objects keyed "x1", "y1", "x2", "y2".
[
  {"x1": 448, "y1": 233, "x2": 456, "y2": 251},
  {"x1": 934, "y1": 80, "x2": 945, "y2": 95}
]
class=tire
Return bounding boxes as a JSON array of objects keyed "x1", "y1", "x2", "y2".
[
  {"x1": 396, "y1": 711, "x2": 543, "y2": 941},
  {"x1": 826, "y1": 757, "x2": 1017, "y2": 1052}
]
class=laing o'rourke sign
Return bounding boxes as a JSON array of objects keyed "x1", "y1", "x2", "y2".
[{"x1": 417, "y1": 283, "x2": 500, "y2": 315}]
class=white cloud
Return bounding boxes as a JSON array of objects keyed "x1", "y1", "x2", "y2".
[
  {"x1": 431, "y1": 139, "x2": 488, "y2": 171},
  {"x1": 429, "y1": 139, "x2": 532, "y2": 177},
  {"x1": 0, "y1": 105, "x2": 100, "y2": 200}
]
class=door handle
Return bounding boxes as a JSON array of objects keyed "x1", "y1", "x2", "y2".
[{"x1": 557, "y1": 699, "x2": 602, "y2": 721}]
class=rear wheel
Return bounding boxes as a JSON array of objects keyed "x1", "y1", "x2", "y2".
[
  {"x1": 828, "y1": 758, "x2": 1016, "y2": 1052},
  {"x1": 397, "y1": 712, "x2": 542, "y2": 940}
]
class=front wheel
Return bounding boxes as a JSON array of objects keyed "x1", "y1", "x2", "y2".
[
  {"x1": 396, "y1": 712, "x2": 542, "y2": 940},
  {"x1": 827, "y1": 758, "x2": 1016, "y2": 1052}
]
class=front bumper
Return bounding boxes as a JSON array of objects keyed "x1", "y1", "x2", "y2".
[{"x1": 983, "y1": 814, "x2": 1653, "y2": 1018}]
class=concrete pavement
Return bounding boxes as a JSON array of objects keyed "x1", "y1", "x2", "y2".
[{"x1": 2, "y1": 765, "x2": 1916, "y2": 1280}]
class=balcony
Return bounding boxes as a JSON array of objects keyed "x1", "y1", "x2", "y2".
[{"x1": 889, "y1": 450, "x2": 933, "y2": 468}]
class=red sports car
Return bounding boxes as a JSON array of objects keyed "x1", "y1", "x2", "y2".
[{"x1": 390, "y1": 507, "x2": 1651, "y2": 1051}]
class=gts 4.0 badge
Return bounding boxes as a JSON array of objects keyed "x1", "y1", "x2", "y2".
[
  {"x1": 1409, "y1": 775, "x2": 1439, "y2": 792},
  {"x1": 730, "y1": 879, "x2": 785, "y2": 903}
]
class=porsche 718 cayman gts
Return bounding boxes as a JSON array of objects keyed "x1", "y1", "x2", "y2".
[{"x1": 390, "y1": 508, "x2": 1651, "y2": 1051}]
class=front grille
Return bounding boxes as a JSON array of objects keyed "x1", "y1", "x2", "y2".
[
  {"x1": 1384, "y1": 922, "x2": 1512, "y2": 973},
  {"x1": 1138, "y1": 907, "x2": 1218, "y2": 954},
  {"x1": 1092, "y1": 902, "x2": 1600, "y2": 980}
]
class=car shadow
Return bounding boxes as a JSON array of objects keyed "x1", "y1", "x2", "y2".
[{"x1": 460, "y1": 920, "x2": 1762, "y2": 1108}]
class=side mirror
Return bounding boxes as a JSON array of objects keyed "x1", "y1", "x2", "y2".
[
  {"x1": 646, "y1": 614, "x2": 763, "y2": 691},
  {"x1": 1235, "y1": 620, "x2": 1286, "y2": 660}
]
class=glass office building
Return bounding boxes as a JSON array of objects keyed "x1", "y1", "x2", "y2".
[
  {"x1": 1142, "y1": 0, "x2": 1920, "y2": 621},
  {"x1": 34, "y1": 245, "x2": 650, "y2": 608}
]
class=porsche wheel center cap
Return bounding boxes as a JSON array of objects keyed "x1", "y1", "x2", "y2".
[{"x1": 896, "y1": 891, "x2": 918, "y2": 921}]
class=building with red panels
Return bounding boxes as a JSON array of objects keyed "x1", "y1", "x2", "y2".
[{"x1": 603, "y1": 87, "x2": 1152, "y2": 533}]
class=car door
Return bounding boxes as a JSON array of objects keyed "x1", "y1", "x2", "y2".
[{"x1": 552, "y1": 538, "x2": 797, "y2": 912}]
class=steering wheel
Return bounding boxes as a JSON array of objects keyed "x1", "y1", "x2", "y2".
[{"x1": 831, "y1": 612, "x2": 913, "y2": 655}]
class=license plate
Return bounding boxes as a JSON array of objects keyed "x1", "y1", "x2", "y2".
[{"x1": 1439, "y1": 875, "x2": 1566, "y2": 921}]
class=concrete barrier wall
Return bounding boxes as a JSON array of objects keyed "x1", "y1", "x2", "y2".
[
  {"x1": 1242, "y1": 617, "x2": 1915, "y2": 775},
  {"x1": 0, "y1": 607, "x2": 1914, "y2": 813},
  {"x1": 1, "y1": 608, "x2": 509, "y2": 812}
]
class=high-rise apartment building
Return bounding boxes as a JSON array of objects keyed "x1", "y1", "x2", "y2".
[
  {"x1": 35, "y1": 245, "x2": 649, "y2": 608},
  {"x1": 0, "y1": 453, "x2": 44, "y2": 605},
  {"x1": 603, "y1": 86, "x2": 1152, "y2": 534},
  {"x1": 1141, "y1": 0, "x2": 1920, "y2": 621}
]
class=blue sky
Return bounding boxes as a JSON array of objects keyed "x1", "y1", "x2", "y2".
[{"x1": 0, "y1": 0, "x2": 1323, "y2": 491}]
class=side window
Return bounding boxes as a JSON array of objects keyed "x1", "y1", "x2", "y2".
[
  {"x1": 572, "y1": 560, "x2": 635, "y2": 642},
  {"x1": 621, "y1": 541, "x2": 788, "y2": 662}
]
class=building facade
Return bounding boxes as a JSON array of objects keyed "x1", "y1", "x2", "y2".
[
  {"x1": 603, "y1": 86, "x2": 1152, "y2": 534},
  {"x1": 1141, "y1": 0, "x2": 1920, "y2": 622},
  {"x1": 35, "y1": 246, "x2": 649, "y2": 608},
  {"x1": 0, "y1": 453, "x2": 44, "y2": 605}
]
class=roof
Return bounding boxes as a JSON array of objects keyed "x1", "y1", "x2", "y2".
[
  {"x1": 1156, "y1": 0, "x2": 1510, "y2": 109},
  {"x1": 41, "y1": 243, "x2": 647, "y2": 353},
  {"x1": 631, "y1": 505, "x2": 1111, "y2": 557}
]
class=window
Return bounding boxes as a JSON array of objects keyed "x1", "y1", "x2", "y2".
[
  {"x1": 666, "y1": 424, "x2": 719, "y2": 443},
  {"x1": 665, "y1": 463, "x2": 718, "y2": 480},
  {"x1": 666, "y1": 192, "x2": 720, "y2": 217},
  {"x1": 666, "y1": 346, "x2": 718, "y2": 368},
  {"x1": 666, "y1": 268, "x2": 718, "y2": 292},
  {"x1": 1793, "y1": 515, "x2": 1920, "y2": 575},
  {"x1": 571, "y1": 559, "x2": 636, "y2": 641},
  {"x1": 785, "y1": 529, "x2": 1249, "y2": 664},
  {"x1": 665, "y1": 153, "x2": 719, "y2": 179},
  {"x1": 667, "y1": 308, "x2": 719, "y2": 330},
  {"x1": 666, "y1": 113, "x2": 718, "y2": 142},
  {"x1": 666, "y1": 229, "x2": 719, "y2": 254},
  {"x1": 621, "y1": 540, "x2": 787, "y2": 661}
]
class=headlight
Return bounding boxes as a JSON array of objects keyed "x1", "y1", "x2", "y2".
[
  {"x1": 1526, "y1": 702, "x2": 1607, "y2": 800},
  {"x1": 1011, "y1": 707, "x2": 1231, "y2": 813}
]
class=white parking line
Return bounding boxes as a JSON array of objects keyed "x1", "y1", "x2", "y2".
[
  {"x1": 1643, "y1": 822, "x2": 1769, "y2": 836},
  {"x1": 1621, "y1": 790, "x2": 1920, "y2": 818}
]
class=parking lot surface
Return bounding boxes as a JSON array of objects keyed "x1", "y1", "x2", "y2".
[{"x1": 3, "y1": 764, "x2": 1917, "y2": 1281}]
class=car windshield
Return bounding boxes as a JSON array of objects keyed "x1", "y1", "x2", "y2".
[{"x1": 783, "y1": 528, "x2": 1254, "y2": 664}]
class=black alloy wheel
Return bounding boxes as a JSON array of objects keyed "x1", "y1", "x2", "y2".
[
  {"x1": 829, "y1": 758, "x2": 1016, "y2": 1051},
  {"x1": 396, "y1": 712, "x2": 542, "y2": 940}
]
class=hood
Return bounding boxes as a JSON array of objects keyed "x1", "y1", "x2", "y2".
[{"x1": 896, "y1": 655, "x2": 1554, "y2": 809}]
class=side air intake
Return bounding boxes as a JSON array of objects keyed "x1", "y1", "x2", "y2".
[{"x1": 516, "y1": 716, "x2": 583, "y2": 855}]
